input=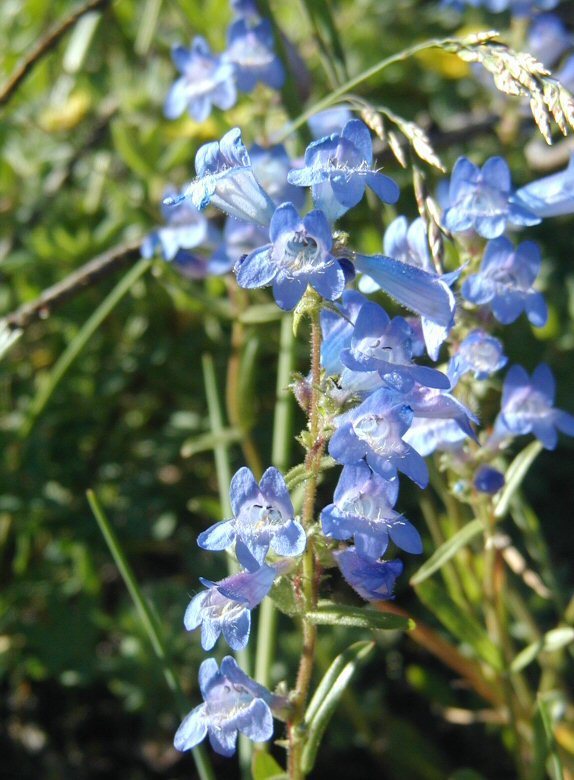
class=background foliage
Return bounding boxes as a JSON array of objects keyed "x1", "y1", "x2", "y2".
[{"x1": 1, "y1": 0, "x2": 574, "y2": 778}]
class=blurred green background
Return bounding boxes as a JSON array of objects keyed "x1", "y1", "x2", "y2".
[{"x1": 1, "y1": 0, "x2": 574, "y2": 778}]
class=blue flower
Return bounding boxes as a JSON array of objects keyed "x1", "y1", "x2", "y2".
[
  {"x1": 474, "y1": 465, "x2": 505, "y2": 494},
  {"x1": 442, "y1": 0, "x2": 558, "y2": 15},
  {"x1": 320, "y1": 290, "x2": 367, "y2": 376},
  {"x1": 308, "y1": 106, "x2": 353, "y2": 139},
  {"x1": 340, "y1": 301, "x2": 450, "y2": 393},
  {"x1": 184, "y1": 565, "x2": 277, "y2": 651},
  {"x1": 513, "y1": 155, "x2": 574, "y2": 219},
  {"x1": 174, "y1": 656, "x2": 281, "y2": 756},
  {"x1": 334, "y1": 548, "x2": 403, "y2": 602},
  {"x1": 443, "y1": 157, "x2": 540, "y2": 239},
  {"x1": 250, "y1": 144, "x2": 306, "y2": 210},
  {"x1": 230, "y1": 0, "x2": 260, "y2": 20},
  {"x1": 328, "y1": 388, "x2": 429, "y2": 487},
  {"x1": 164, "y1": 38, "x2": 237, "y2": 123},
  {"x1": 448, "y1": 329, "x2": 507, "y2": 383},
  {"x1": 462, "y1": 237, "x2": 548, "y2": 327},
  {"x1": 198, "y1": 466, "x2": 306, "y2": 570},
  {"x1": 321, "y1": 463, "x2": 422, "y2": 558},
  {"x1": 210, "y1": 217, "x2": 269, "y2": 275},
  {"x1": 287, "y1": 119, "x2": 399, "y2": 221},
  {"x1": 235, "y1": 203, "x2": 347, "y2": 310},
  {"x1": 353, "y1": 253, "x2": 455, "y2": 336},
  {"x1": 493, "y1": 364, "x2": 574, "y2": 449},
  {"x1": 359, "y1": 216, "x2": 461, "y2": 359},
  {"x1": 224, "y1": 18, "x2": 284, "y2": 93},
  {"x1": 403, "y1": 417, "x2": 471, "y2": 457},
  {"x1": 172, "y1": 128, "x2": 276, "y2": 227},
  {"x1": 141, "y1": 188, "x2": 221, "y2": 278}
]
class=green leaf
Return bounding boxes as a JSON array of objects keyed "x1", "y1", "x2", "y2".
[
  {"x1": 410, "y1": 518, "x2": 483, "y2": 585},
  {"x1": 269, "y1": 576, "x2": 302, "y2": 617},
  {"x1": 511, "y1": 627, "x2": 574, "y2": 673},
  {"x1": 180, "y1": 428, "x2": 241, "y2": 458},
  {"x1": 251, "y1": 749, "x2": 286, "y2": 780},
  {"x1": 307, "y1": 601, "x2": 414, "y2": 631},
  {"x1": 414, "y1": 580, "x2": 503, "y2": 671},
  {"x1": 532, "y1": 695, "x2": 564, "y2": 780},
  {"x1": 494, "y1": 441, "x2": 543, "y2": 519},
  {"x1": 238, "y1": 304, "x2": 283, "y2": 324},
  {"x1": 301, "y1": 641, "x2": 374, "y2": 774}
]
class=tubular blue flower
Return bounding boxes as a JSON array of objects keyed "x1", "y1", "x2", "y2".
[
  {"x1": 402, "y1": 383, "x2": 478, "y2": 436},
  {"x1": 172, "y1": 128, "x2": 276, "y2": 227},
  {"x1": 141, "y1": 188, "x2": 220, "y2": 269},
  {"x1": 474, "y1": 465, "x2": 505, "y2": 494},
  {"x1": 250, "y1": 144, "x2": 306, "y2": 210},
  {"x1": 224, "y1": 18, "x2": 284, "y2": 93},
  {"x1": 320, "y1": 290, "x2": 367, "y2": 376},
  {"x1": 403, "y1": 416, "x2": 470, "y2": 457},
  {"x1": 513, "y1": 155, "x2": 574, "y2": 218},
  {"x1": 462, "y1": 237, "x2": 548, "y2": 327},
  {"x1": 321, "y1": 463, "x2": 422, "y2": 559},
  {"x1": 448, "y1": 329, "x2": 507, "y2": 383},
  {"x1": 353, "y1": 253, "x2": 456, "y2": 335},
  {"x1": 443, "y1": 157, "x2": 540, "y2": 239},
  {"x1": 340, "y1": 301, "x2": 450, "y2": 393},
  {"x1": 334, "y1": 548, "x2": 404, "y2": 602},
  {"x1": 210, "y1": 217, "x2": 269, "y2": 275},
  {"x1": 493, "y1": 364, "x2": 574, "y2": 449},
  {"x1": 328, "y1": 388, "x2": 429, "y2": 487},
  {"x1": 235, "y1": 203, "x2": 347, "y2": 310},
  {"x1": 184, "y1": 564, "x2": 277, "y2": 651},
  {"x1": 164, "y1": 38, "x2": 237, "y2": 123},
  {"x1": 287, "y1": 119, "x2": 399, "y2": 221},
  {"x1": 442, "y1": 0, "x2": 558, "y2": 16},
  {"x1": 174, "y1": 656, "x2": 281, "y2": 756},
  {"x1": 358, "y1": 216, "x2": 461, "y2": 359},
  {"x1": 198, "y1": 466, "x2": 305, "y2": 570}
]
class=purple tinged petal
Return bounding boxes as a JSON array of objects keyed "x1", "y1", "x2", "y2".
[
  {"x1": 555, "y1": 410, "x2": 574, "y2": 436},
  {"x1": 303, "y1": 209, "x2": 332, "y2": 249},
  {"x1": 230, "y1": 467, "x2": 261, "y2": 516},
  {"x1": 208, "y1": 727, "x2": 237, "y2": 757},
  {"x1": 388, "y1": 520, "x2": 423, "y2": 554},
  {"x1": 365, "y1": 171, "x2": 400, "y2": 204},
  {"x1": 272, "y1": 274, "x2": 307, "y2": 310},
  {"x1": 342, "y1": 119, "x2": 373, "y2": 164},
  {"x1": 309, "y1": 263, "x2": 346, "y2": 301},
  {"x1": 482, "y1": 156, "x2": 511, "y2": 193},
  {"x1": 328, "y1": 424, "x2": 367, "y2": 464},
  {"x1": 271, "y1": 520, "x2": 306, "y2": 557},
  {"x1": 270, "y1": 202, "x2": 300, "y2": 243},
  {"x1": 164, "y1": 78, "x2": 190, "y2": 119},
  {"x1": 330, "y1": 173, "x2": 365, "y2": 208},
  {"x1": 259, "y1": 467, "x2": 294, "y2": 516},
  {"x1": 197, "y1": 519, "x2": 236, "y2": 551},
  {"x1": 198, "y1": 657, "x2": 221, "y2": 698},
  {"x1": 221, "y1": 609, "x2": 251, "y2": 651},
  {"x1": 184, "y1": 592, "x2": 206, "y2": 631},
  {"x1": 235, "y1": 698, "x2": 274, "y2": 742},
  {"x1": 532, "y1": 363, "x2": 555, "y2": 401},
  {"x1": 174, "y1": 705, "x2": 208, "y2": 752},
  {"x1": 236, "y1": 245, "x2": 276, "y2": 288},
  {"x1": 525, "y1": 293, "x2": 548, "y2": 327}
]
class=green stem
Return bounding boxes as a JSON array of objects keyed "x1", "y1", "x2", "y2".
[
  {"x1": 288, "y1": 315, "x2": 324, "y2": 780},
  {"x1": 86, "y1": 489, "x2": 215, "y2": 780},
  {"x1": 275, "y1": 37, "x2": 455, "y2": 142}
]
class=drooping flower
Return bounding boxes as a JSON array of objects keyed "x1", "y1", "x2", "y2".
[
  {"x1": 171, "y1": 128, "x2": 276, "y2": 227},
  {"x1": 209, "y1": 217, "x2": 269, "y2": 275},
  {"x1": 164, "y1": 38, "x2": 237, "y2": 123},
  {"x1": 287, "y1": 119, "x2": 399, "y2": 221},
  {"x1": 448, "y1": 329, "x2": 507, "y2": 383},
  {"x1": 174, "y1": 656, "x2": 282, "y2": 756},
  {"x1": 235, "y1": 202, "x2": 347, "y2": 310},
  {"x1": 513, "y1": 155, "x2": 574, "y2": 219},
  {"x1": 224, "y1": 18, "x2": 284, "y2": 92},
  {"x1": 353, "y1": 253, "x2": 455, "y2": 335},
  {"x1": 328, "y1": 388, "x2": 429, "y2": 487},
  {"x1": 141, "y1": 188, "x2": 221, "y2": 278},
  {"x1": 320, "y1": 290, "x2": 367, "y2": 376},
  {"x1": 462, "y1": 237, "x2": 548, "y2": 327},
  {"x1": 334, "y1": 548, "x2": 404, "y2": 602},
  {"x1": 493, "y1": 364, "x2": 574, "y2": 449},
  {"x1": 358, "y1": 216, "x2": 461, "y2": 359},
  {"x1": 443, "y1": 157, "x2": 540, "y2": 239},
  {"x1": 321, "y1": 463, "x2": 422, "y2": 559},
  {"x1": 184, "y1": 565, "x2": 278, "y2": 651},
  {"x1": 340, "y1": 301, "x2": 450, "y2": 393},
  {"x1": 474, "y1": 465, "x2": 505, "y2": 494},
  {"x1": 198, "y1": 466, "x2": 306, "y2": 570}
]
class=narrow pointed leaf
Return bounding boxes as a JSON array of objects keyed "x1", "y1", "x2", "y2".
[
  {"x1": 301, "y1": 641, "x2": 374, "y2": 774},
  {"x1": 410, "y1": 519, "x2": 483, "y2": 585},
  {"x1": 511, "y1": 627, "x2": 574, "y2": 673},
  {"x1": 494, "y1": 441, "x2": 543, "y2": 519},
  {"x1": 307, "y1": 601, "x2": 414, "y2": 631}
]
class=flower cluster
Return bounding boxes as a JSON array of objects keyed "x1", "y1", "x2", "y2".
[{"x1": 164, "y1": 1, "x2": 284, "y2": 123}]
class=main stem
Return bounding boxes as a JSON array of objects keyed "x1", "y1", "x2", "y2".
[{"x1": 288, "y1": 314, "x2": 324, "y2": 780}]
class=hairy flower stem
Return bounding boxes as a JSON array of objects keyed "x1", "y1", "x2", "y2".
[{"x1": 288, "y1": 315, "x2": 324, "y2": 780}]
